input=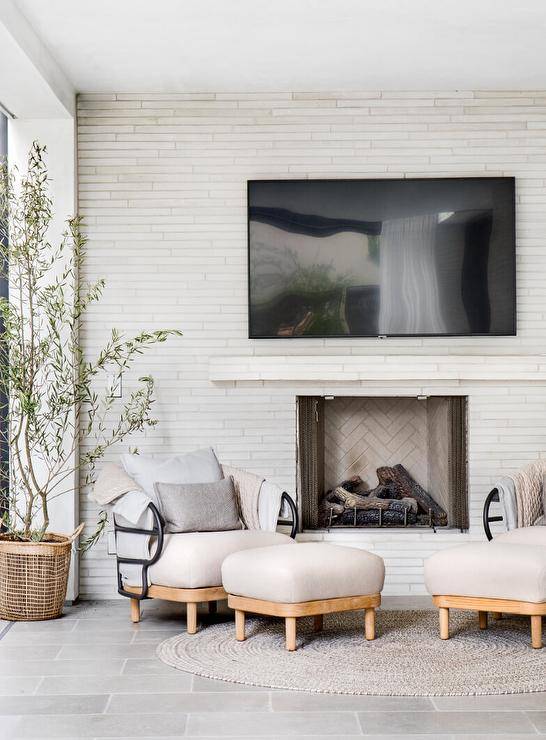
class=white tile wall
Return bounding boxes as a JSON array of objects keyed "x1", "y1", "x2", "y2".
[{"x1": 78, "y1": 91, "x2": 546, "y2": 598}]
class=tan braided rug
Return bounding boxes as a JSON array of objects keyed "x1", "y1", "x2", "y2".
[{"x1": 157, "y1": 610, "x2": 546, "y2": 696}]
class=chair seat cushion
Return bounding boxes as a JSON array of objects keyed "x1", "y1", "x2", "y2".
[
  {"x1": 424, "y1": 542, "x2": 546, "y2": 603},
  {"x1": 148, "y1": 530, "x2": 293, "y2": 589},
  {"x1": 495, "y1": 526, "x2": 546, "y2": 546},
  {"x1": 221, "y1": 543, "x2": 385, "y2": 603}
]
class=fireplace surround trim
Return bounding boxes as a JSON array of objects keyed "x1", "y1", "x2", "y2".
[{"x1": 297, "y1": 394, "x2": 469, "y2": 533}]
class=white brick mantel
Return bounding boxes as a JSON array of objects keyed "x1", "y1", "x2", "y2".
[{"x1": 210, "y1": 355, "x2": 546, "y2": 383}]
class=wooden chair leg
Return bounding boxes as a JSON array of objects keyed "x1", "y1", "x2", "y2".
[
  {"x1": 285, "y1": 616, "x2": 297, "y2": 651},
  {"x1": 479, "y1": 611, "x2": 488, "y2": 630},
  {"x1": 531, "y1": 615, "x2": 543, "y2": 649},
  {"x1": 235, "y1": 610, "x2": 245, "y2": 641},
  {"x1": 313, "y1": 614, "x2": 323, "y2": 632},
  {"x1": 439, "y1": 607, "x2": 449, "y2": 640},
  {"x1": 186, "y1": 602, "x2": 198, "y2": 634},
  {"x1": 364, "y1": 607, "x2": 375, "y2": 641},
  {"x1": 208, "y1": 600, "x2": 217, "y2": 615},
  {"x1": 130, "y1": 598, "x2": 140, "y2": 624}
]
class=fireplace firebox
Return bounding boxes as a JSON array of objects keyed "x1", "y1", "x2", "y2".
[{"x1": 297, "y1": 395, "x2": 468, "y2": 531}]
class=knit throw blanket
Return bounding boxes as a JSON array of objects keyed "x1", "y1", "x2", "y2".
[
  {"x1": 513, "y1": 460, "x2": 546, "y2": 528},
  {"x1": 222, "y1": 464, "x2": 263, "y2": 530},
  {"x1": 90, "y1": 462, "x2": 143, "y2": 505}
]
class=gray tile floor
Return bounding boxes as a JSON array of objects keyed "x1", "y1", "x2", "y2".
[{"x1": 0, "y1": 598, "x2": 544, "y2": 739}]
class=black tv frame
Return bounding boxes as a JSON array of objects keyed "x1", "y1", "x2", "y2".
[{"x1": 247, "y1": 177, "x2": 516, "y2": 339}]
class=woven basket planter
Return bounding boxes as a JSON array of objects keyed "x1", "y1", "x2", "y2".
[{"x1": 0, "y1": 525, "x2": 83, "y2": 621}]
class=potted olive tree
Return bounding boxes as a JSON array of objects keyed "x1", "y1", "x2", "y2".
[{"x1": 0, "y1": 142, "x2": 180, "y2": 620}]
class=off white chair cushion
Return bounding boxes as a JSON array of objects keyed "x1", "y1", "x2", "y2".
[
  {"x1": 424, "y1": 542, "x2": 546, "y2": 603},
  {"x1": 495, "y1": 526, "x2": 546, "y2": 546},
  {"x1": 148, "y1": 530, "x2": 293, "y2": 589},
  {"x1": 222, "y1": 543, "x2": 385, "y2": 604}
]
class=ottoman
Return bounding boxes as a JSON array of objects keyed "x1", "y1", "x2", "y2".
[
  {"x1": 221, "y1": 542, "x2": 385, "y2": 651},
  {"x1": 424, "y1": 541, "x2": 546, "y2": 648}
]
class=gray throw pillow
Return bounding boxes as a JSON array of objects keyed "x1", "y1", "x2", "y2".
[{"x1": 153, "y1": 477, "x2": 242, "y2": 533}]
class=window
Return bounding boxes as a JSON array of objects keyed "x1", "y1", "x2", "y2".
[
  {"x1": 0, "y1": 114, "x2": 5, "y2": 156},
  {"x1": 0, "y1": 112, "x2": 7, "y2": 527}
]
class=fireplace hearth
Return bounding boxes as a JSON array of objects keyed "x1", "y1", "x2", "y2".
[{"x1": 297, "y1": 395, "x2": 468, "y2": 531}]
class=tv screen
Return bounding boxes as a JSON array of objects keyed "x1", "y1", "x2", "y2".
[{"x1": 247, "y1": 178, "x2": 516, "y2": 338}]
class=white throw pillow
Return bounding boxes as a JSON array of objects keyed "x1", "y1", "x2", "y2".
[{"x1": 121, "y1": 447, "x2": 223, "y2": 497}]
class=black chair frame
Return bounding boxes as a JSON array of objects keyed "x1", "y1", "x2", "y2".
[
  {"x1": 482, "y1": 487, "x2": 504, "y2": 541},
  {"x1": 115, "y1": 491, "x2": 298, "y2": 600}
]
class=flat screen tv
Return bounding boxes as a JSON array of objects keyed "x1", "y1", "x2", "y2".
[{"x1": 247, "y1": 178, "x2": 516, "y2": 338}]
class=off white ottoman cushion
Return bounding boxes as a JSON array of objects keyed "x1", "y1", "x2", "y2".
[
  {"x1": 149, "y1": 530, "x2": 293, "y2": 589},
  {"x1": 222, "y1": 542, "x2": 385, "y2": 604},
  {"x1": 424, "y1": 542, "x2": 546, "y2": 604},
  {"x1": 495, "y1": 526, "x2": 546, "y2": 547}
]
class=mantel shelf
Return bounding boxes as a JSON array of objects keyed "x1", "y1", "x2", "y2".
[{"x1": 209, "y1": 354, "x2": 546, "y2": 383}]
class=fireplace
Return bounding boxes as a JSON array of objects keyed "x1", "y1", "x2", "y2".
[{"x1": 297, "y1": 395, "x2": 468, "y2": 531}]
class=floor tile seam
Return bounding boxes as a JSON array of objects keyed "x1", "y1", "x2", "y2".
[
  {"x1": 352, "y1": 708, "x2": 365, "y2": 735},
  {"x1": 117, "y1": 689, "x2": 275, "y2": 696},
  {"x1": 32, "y1": 676, "x2": 46, "y2": 696},
  {"x1": 0, "y1": 621, "x2": 14, "y2": 641},
  {"x1": 52, "y1": 644, "x2": 64, "y2": 660},
  {"x1": 9, "y1": 689, "x2": 113, "y2": 696},
  {"x1": 355, "y1": 708, "x2": 535, "y2": 713},
  {"x1": 524, "y1": 710, "x2": 545, "y2": 734},
  {"x1": 432, "y1": 703, "x2": 546, "y2": 713}
]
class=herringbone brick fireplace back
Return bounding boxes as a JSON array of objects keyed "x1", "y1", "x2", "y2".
[{"x1": 324, "y1": 396, "x2": 428, "y2": 493}]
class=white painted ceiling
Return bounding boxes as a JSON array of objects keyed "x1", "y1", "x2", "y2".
[{"x1": 13, "y1": 0, "x2": 546, "y2": 92}]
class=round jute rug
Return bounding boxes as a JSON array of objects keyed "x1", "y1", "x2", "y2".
[{"x1": 157, "y1": 610, "x2": 546, "y2": 696}]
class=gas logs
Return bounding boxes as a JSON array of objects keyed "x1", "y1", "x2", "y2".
[{"x1": 319, "y1": 464, "x2": 448, "y2": 528}]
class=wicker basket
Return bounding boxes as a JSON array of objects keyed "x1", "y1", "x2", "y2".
[{"x1": 0, "y1": 524, "x2": 84, "y2": 621}]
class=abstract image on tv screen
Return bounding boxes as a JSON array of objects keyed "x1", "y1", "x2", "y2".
[{"x1": 248, "y1": 178, "x2": 515, "y2": 338}]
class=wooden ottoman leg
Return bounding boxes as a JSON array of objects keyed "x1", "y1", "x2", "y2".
[
  {"x1": 186, "y1": 602, "x2": 198, "y2": 634},
  {"x1": 235, "y1": 610, "x2": 246, "y2": 641},
  {"x1": 479, "y1": 611, "x2": 488, "y2": 630},
  {"x1": 130, "y1": 598, "x2": 140, "y2": 624},
  {"x1": 365, "y1": 607, "x2": 375, "y2": 641},
  {"x1": 531, "y1": 615, "x2": 543, "y2": 649},
  {"x1": 313, "y1": 614, "x2": 323, "y2": 632},
  {"x1": 491, "y1": 611, "x2": 502, "y2": 620},
  {"x1": 285, "y1": 617, "x2": 297, "y2": 651},
  {"x1": 439, "y1": 607, "x2": 450, "y2": 640}
]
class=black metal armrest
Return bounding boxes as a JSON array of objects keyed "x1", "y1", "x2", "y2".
[
  {"x1": 483, "y1": 488, "x2": 503, "y2": 541},
  {"x1": 278, "y1": 492, "x2": 298, "y2": 539},
  {"x1": 114, "y1": 501, "x2": 165, "y2": 600}
]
